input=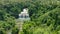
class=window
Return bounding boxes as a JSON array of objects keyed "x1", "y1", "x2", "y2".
[
  {"x1": 25, "y1": 16, "x2": 29, "y2": 18},
  {"x1": 19, "y1": 15, "x2": 23, "y2": 18}
]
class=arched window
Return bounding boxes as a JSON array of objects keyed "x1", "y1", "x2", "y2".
[
  {"x1": 21, "y1": 15, "x2": 23, "y2": 18},
  {"x1": 25, "y1": 15, "x2": 29, "y2": 18}
]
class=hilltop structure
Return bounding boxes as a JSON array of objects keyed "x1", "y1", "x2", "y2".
[{"x1": 18, "y1": 8, "x2": 30, "y2": 21}]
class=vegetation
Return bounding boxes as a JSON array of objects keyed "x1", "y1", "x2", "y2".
[{"x1": 0, "y1": 0, "x2": 60, "y2": 34}]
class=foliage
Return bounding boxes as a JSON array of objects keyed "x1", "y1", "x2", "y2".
[{"x1": 0, "y1": 0, "x2": 60, "y2": 34}]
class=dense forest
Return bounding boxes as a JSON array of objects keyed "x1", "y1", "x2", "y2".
[{"x1": 0, "y1": 0, "x2": 60, "y2": 34}]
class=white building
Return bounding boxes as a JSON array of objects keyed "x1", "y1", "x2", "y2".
[{"x1": 18, "y1": 8, "x2": 30, "y2": 21}]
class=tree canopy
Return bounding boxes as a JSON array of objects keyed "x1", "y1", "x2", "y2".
[{"x1": 0, "y1": 0, "x2": 60, "y2": 34}]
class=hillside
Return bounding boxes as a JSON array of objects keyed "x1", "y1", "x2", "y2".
[{"x1": 0, "y1": 0, "x2": 60, "y2": 34}]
